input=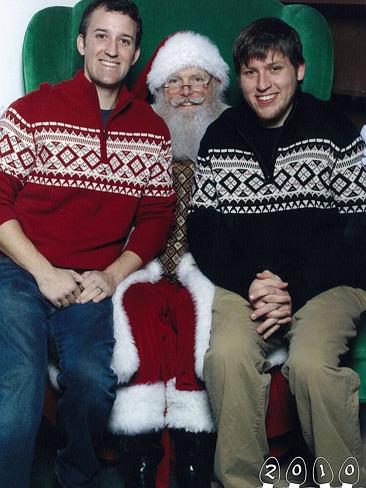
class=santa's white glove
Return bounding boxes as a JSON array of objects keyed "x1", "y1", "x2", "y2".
[{"x1": 361, "y1": 125, "x2": 366, "y2": 166}]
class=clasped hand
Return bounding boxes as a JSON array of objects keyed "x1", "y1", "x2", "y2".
[
  {"x1": 36, "y1": 267, "x2": 116, "y2": 308},
  {"x1": 248, "y1": 270, "x2": 292, "y2": 340}
]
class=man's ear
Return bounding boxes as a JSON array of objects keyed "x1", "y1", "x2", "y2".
[
  {"x1": 297, "y1": 63, "x2": 306, "y2": 82},
  {"x1": 77, "y1": 34, "x2": 85, "y2": 56},
  {"x1": 132, "y1": 47, "x2": 140, "y2": 66}
]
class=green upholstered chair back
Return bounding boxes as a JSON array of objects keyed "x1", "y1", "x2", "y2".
[
  {"x1": 23, "y1": 0, "x2": 333, "y2": 105},
  {"x1": 352, "y1": 318, "x2": 366, "y2": 402}
]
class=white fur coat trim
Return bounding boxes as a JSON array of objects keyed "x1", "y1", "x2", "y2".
[
  {"x1": 177, "y1": 254, "x2": 215, "y2": 380},
  {"x1": 111, "y1": 260, "x2": 162, "y2": 384},
  {"x1": 111, "y1": 253, "x2": 214, "y2": 384},
  {"x1": 48, "y1": 362, "x2": 61, "y2": 391},
  {"x1": 165, "y1": 378, "x2": 215, "y2": 433},
  {"x1": 267, "y1": 346, "x2": 288, "y2": 368},
  {"x1": 108, "y1": 382, "x2": 165, "y2": 435}
]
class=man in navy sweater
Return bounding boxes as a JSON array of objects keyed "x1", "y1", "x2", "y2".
[{"x1": 188, "y1": 17, "x2": 366, "y2": 488}]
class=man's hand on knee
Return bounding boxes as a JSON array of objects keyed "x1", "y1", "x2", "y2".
[
  {"x1": 34, "y1": 267, "x2": 83, "y2": 308},
  {"x1": 76, "y1": 270, "x2": 116, "y2": 304},
  {"x1": 248, "y1": 270, "x2": 292, "y2": 339}
]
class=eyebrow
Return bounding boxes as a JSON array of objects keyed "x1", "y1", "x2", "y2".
[
  {"x1": 92, "y1": 28, "x2": 134, "y2": 40},
  {"x1": 243, "y1": 59, "x2": 284, "y2": 69}
]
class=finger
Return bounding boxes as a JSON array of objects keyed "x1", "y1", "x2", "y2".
[
  {"x1": 251, "y1": 299, "x2": 266, "y2": 309},
  {"x1": 256, "y1": 273, "x2": 286, "y2": 286},
  {"x1": 261, "y1": 294, "x2": 291, "y2": 304},
  {"x1": 72, "y1": 286, "x2": 82, "y2": 299},
  {"x1": 266, "y1": 307, "x2": 291, "y2": 319},
  {"x1": 257, "y1": 270, "x2": 280, "y2": 280},
  {"x1": 93, "y1": 291, "x2": 108, "y2": 303},
  {"x1": 60, "y1": 297, "x2": 70, "y2": 308},
  {"x1": 254, "y1": 278, "x2": 288, "y2": 288},
  {"x1": 263, "y1": 323, "x2": 281, "y2": 340},
  {"x1": 51, "y1": 299, "x2": 62, "y2": 308},
  {"x1": 65, "y1": 293, "x2": 76, "y2": 305},
  {"x1": 250, "y1": 286, "x2": 289, "y2": 302},
  {"x1": 251, "y1": 303, "x2": 279, "y2": 320},
  {"x1": 249, "y1": 282, "x2": 288, "y2": 299},
  {"x1": 76, "y1": 290, "x2": 93, "y2": 304},
  {"x1": 263, "y1": 278, "x2": 287, "y2": 288},
  {"x1": 277, "y1": 316, "x2": 292, "y2": 325},
  {"x1": 83, "y1": 277, "x2": 111, "y2": 296},
  {"x1": 276, "y1": 304, "x2": 292, "y2": 316},
  {"x1": 77, "y1": 286, "x2": 102, "y2": 304},
  {"x1": 83, "y1": 271, "x2": 101, "y2": 286},
  {"x1": 69, "y1": 270, "x2": 84, "y2": 282},
  {"x1": 256, "y1": 317, "x2": 278, "y2": 335},
  {"x1": 80, "y1": 273, "x2": 99, "y2": 289}
]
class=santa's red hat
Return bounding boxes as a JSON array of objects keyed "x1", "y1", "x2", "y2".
[{"x1": 145, "y1": 31, "x2": 229, "y2": 96}]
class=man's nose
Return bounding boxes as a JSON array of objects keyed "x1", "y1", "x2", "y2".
[
  {"x1": 257, "y1": 71, "x2": 271, "y2": 91},
  {"x1": 105, "y1": 39, "x2": 118, "y2": 57}
]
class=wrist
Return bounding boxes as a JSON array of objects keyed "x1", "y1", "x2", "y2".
[
  {"x1": 29, "y1": 259, "x2": 55, "y2": 283},
  {"x1": 103, "y1": 267, "x2": 120, "y2": 288}
]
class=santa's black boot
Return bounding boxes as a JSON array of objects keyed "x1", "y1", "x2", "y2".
[
  {"x1": 119, "y1": 432, "x2": 164, "y2": 488},
  {"x1": 171, "y1": 429, "x2": 216, "y2": 488}
]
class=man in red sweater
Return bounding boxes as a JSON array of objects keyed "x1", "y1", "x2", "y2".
[{"x1": 0, "y1": 1, "x2": 175, "y2": 487}]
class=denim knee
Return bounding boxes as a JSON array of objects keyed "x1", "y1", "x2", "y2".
[{"x1": 58, "y1": 357, "x2": 117, "y2": 412}]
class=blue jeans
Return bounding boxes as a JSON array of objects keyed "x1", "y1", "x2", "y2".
[{"x1": 0, "y1": 257, "x2": 117, "y2": 488}]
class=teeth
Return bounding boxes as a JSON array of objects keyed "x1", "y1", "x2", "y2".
[
  {"x1": 258, "y1": 95, "x2": 275, "y2": 101},
  {"x1": 101, "y1": 60, "x2": 118, "y2": 67}
]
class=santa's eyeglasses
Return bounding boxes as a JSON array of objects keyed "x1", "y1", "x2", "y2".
[{"x1": 163, "y1": 75, "x2": 212, "y2": 93}]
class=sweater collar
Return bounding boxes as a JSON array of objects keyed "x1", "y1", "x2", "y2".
[{"x1": 72, "y1": 69, "x2": 134, "y2": 117}]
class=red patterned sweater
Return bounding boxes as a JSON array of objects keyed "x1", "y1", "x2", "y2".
[{"x1": 0, "y1": 70, "x2": 175, "y2": 270}]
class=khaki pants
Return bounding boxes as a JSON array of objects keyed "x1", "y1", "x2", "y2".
[{"x1": 204, "y1": 286, "x2": 366, "y2": 488}]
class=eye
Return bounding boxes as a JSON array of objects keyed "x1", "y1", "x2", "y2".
[
  {"x1": 120, "y1": 38, "x2": 131, "y2": 46},
  {"x1": 167, "y1": 78, "x2": 180, "y2": 86},
  {"x1": 242, "y1": 69, "x2": 256, "y2": 77},
  {"x1": 95, "y1": 33, "x2": 107, "y2": 40},
  {"x1": 191, "y1": 75, "x2": 205, "y2": 83},
  {"x1": 271, "y1": 65, "x2": 283, "y2": 72}
]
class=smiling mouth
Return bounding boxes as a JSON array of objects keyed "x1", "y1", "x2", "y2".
[
  {"x1": 256, "y1": 94, "x2": 277, "y2": 103},
  {"x1": 100, "y1": 60, "x2": 120, "y2": 67},
  {"x1": 180, "y1": 102, "x2": 198, "y2": 107}
]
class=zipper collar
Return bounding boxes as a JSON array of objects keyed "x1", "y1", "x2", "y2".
[{"x1": 73, "y1": 70, "x2": 134, "y2": 123}]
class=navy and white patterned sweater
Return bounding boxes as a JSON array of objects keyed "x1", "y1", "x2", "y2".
[{"x1": 187, "y1": 91, "x2": 366, "y2": 312}]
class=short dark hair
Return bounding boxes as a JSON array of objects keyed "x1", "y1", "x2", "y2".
[
  {"x1": 79, "y1": 0, "x2": 142, "y2": 48},
  {"x1": 233, "y1": 17, "x2": 304, "y2": 75}
]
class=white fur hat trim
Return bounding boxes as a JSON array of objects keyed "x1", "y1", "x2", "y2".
[{"x1": 147, "y1": 31, "x2": 230, "y2": 94}]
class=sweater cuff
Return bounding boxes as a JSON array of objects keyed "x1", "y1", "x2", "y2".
[{"x1": 125, "y1": 228, "x2": 170, "y2": 265}]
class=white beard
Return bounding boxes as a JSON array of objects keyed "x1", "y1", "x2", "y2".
[{"x1": 153, "y1": 90, "x2": 227, "y2": 162}]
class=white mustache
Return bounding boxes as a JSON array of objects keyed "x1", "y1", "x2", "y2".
[{"x1": 169, "y1": 95, "x2": 206, "y2": 107}]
